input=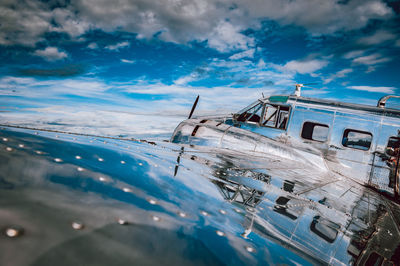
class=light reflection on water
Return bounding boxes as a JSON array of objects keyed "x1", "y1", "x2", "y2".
[{"x1": 0, "y1": 126, "x2": 399, "y2": 265}]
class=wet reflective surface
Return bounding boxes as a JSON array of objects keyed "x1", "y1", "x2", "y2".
[{"x1": 0, "y1": 126, "x2": 399, "y2": 265}]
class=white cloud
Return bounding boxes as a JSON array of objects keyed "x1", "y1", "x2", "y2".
[
  {"x1": 241, "y1": 0, "x2": 393, "y2": 35},
  {"x1": 0, "y1": 76, "x2": 108, "y2": 98},
  {"x1": 365, "y1": 66, "x2": 376, "y2": 73},
  {"x1": 323, "y1": 68, "x2": 353, "y2": 84},
  {"x1": 0, "y1": 108, "x2": 183, "y2": 138},
  {"x1": 0, "y1": 76, "x2": 35, "y2": 86},
  {"x1": 174, "y1": 74, "x2": 198, "y2": 86},
  {"x1": 121, "y1": 59, "x2": 135, "y2": 64},
  {"x1": 0, "y1": 73, "x2": 283, "y2": 136},
  {"x1": 207, "y1": 21, "x2": 254, "y2": 52},
  {"x1": 0, "y1": 73, "x2": 278, "y2": 116},
  {"x1": 257, "y1": 59, "x2": 266, "y2": 69},
  {"x1": 336, "y1": 68, "x2": 353, "y2": 78},
  {"x1": 352, "y1": 53, "x2": 391, "y2": 65},
  {"x1": 0, "y1": 1, "x2": 52, "y2": 46},
  {"x1": 348, "y1": 86, "x2": 396, "y2": 93},
  {"x1": 357, "y1": 30, "x2": 396, "y2": 45},
  {"x1": 88, "y1": 42, "x2": 98, "y2": 49},
  {"x1": 229, "y1": 49, "x2": 255, "y2": 60},
  {"x1": 283, "y1": 59, "x2": 329, "y2": 74},
  {"x1": 33, "y1": 47, "x2": 68, "y2": 61},
  {"x1": 180, "y1": 57, "x2": 296, "y2": 87},
  {"x1": 105, "y1": 41, "x2": 130, "y2": 50},
  {"x1": 50, "y1": 8, "x2": 91, "y2": 38},
  {"x1": 0, "y1": 0, "x2": 393, "y2": 51},
  {"x1": 343, "y1": 50, "x2": 365, "y2": 59}
]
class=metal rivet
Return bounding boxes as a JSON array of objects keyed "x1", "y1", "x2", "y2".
[
  {"x1": 245, "y1": 246, "x2": 255, "y2": 253},
  {"x1": 148, "y1": 199, "x2": 157, "y2": 205},
  {"x1": 178, "y1": 212, "x2": 187, "y2": 217},
  {"x1": 200, "y1": 211, "x2": 209, "y2": 216},
  {"x1": 2, "y1": 138, "x2": 8, "y2": 141},
  {"x1": 98, "y1": 158, "x2": 104, "y2": 162},
  {"x1": 152, "y1": 215, "x2": 161, "y2": 222},
  {"x1": 72, "y1": 222, "x2": 84, "y2": 230},
  {"x1": 138, "y1": 163, "x2": 143, "y2": 166},
  {"x1": 118, "y1": 219, "x2": 128, "y2": 225},
  {"x1": 35, "y1": 151, "x2": 43, "y2": 155},
  {"x1": 99, "y1": 177, "x2": 106, "y2": 182},
  {"x1": 18, "y1": 144, "x2": 24, "y2": 148},
  {"x1": 216, "y1": 230, "x2": 225, "y2": 236},
  {"x1": 219, "y1": 209, "x2": 227, "y2": 215},
  {"x1": 123, "y1": 187, "x2": 132, "y2": 193},
  {"x1": 75, "y1": 155, "x2": 81, "y2": 159},
  {"x1": 77, "y1": 167, "x2": 84, "y2": 172},
  {"x1": 246, "y1": 207, "x2": 255, "y2": 212},
  {"x1": 5, "y1": 227, "x2": 23, "y2": 238},
  {"x1": 121, "y1": 160, "x2": 126, "y2": 164},
  {"x1": 54, "y1": 158, "x2": 62, "y2": 162},
  {"x1": 6, "y1": 147, "x2": 12, "y2": 152},
  {"x1": 234, "y1": 208, "x2": 242, "y2": 213}
]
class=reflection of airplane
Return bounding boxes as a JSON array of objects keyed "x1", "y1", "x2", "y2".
[
  {"x1": 1, "y1": 88, "x2": 400, "y2": 265},
  {"x1": 183, "y1": 148, "x2": 400, "y2": 265}
]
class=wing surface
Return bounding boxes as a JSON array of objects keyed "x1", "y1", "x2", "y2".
[{"x1": 0, "y1": 126, "x2": 399, "y2": 265}]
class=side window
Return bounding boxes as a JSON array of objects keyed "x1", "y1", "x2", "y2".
[
  {"x1": 386, "y1": 137, "x2": 400, "y2": 156},
  {"x1": 301, "y1": 122, "x2": 329, "y2": 142},
  {"x1": 262, "y1": 104, "x2": 290, "y2": 130},
  {"x1": 310, "y1": 216, "x2": 340, "y2": 243},
  {"x1": 342, "y1": 129, "x2": 372, "y2": 151}
]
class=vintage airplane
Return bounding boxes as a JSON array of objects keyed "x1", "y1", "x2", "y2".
[
  {"x1": 172, "y1": 85, "x2": 400, "y2": 200},
  {"x1": 1, "y1": 85, "x2": 399, "y2": 265}
]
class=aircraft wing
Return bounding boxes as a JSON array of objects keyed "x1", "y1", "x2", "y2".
[{"x1": 1, "y1": 126, "x2": 399, "y2": 265}]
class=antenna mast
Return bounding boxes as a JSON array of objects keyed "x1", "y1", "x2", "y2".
[{"x1": 294, "y1": 84, "x2": 303, "y2": 97}]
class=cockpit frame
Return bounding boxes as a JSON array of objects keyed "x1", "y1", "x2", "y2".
[{"x1": 234, "y1": 99, "x2": 291, "y2": 131}]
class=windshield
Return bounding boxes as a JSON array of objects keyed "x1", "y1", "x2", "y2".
[{"x1": 235, "y1": 101, "x2": 263, "y2": 123}]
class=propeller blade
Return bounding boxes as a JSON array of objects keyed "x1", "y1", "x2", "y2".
[
  {"x1": 188, "y1": 95, "x2": 199, "y2": 119},
  {"x1": 175, "y1": 95, "x2": 199, "y2": 177},
  {"x1": 303, "y1": 85, "x2": 322, "y2": 90}
]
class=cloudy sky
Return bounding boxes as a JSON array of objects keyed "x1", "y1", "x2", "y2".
[{"x1": 0, "y1": 0, "x2": 399, "y2": 137}]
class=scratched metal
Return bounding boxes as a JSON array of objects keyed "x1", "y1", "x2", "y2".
[{"x1": 0, "y1": 126, "x2": 399, "y2": 265}]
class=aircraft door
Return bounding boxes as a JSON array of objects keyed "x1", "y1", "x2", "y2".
[
  {"x1": 327, "y1": 114, "x2": 379, "y2": 185},
  {"x1": 371, "y1": 137, "x2": 400, "y2": 199}
]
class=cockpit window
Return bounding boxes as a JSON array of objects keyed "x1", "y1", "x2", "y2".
[
  {"x1": 262, "y1": 104, "x2": 290, "y2": 130},
  {"x1": 236, "y1": 102, "x2": 263, "y2": 123},
  {"x1": 235, "y1": 102, "x2": 290, "y2": 129},
  {"x1": 342, "y1": 129, "x2": 372, "y2": 151}
]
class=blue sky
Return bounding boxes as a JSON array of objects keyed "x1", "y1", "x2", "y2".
[{"x1": 0, "y1": 0, "x2": 400, "y2": 137}]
